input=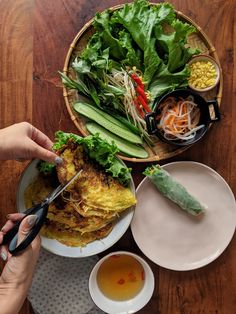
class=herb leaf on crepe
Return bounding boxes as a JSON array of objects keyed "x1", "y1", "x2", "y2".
[
  {"x1": 38, "y1": 131, "x2": 131, "y2": 186},
  {"x1": 37, "y1": 161, "x2": 56, "y2": 175}
]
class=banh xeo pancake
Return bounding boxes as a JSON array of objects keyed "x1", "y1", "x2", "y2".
[
  {"x1": 41, "y1": 220, "x2": 113, "y2": 247},
  {"x1": 24, "y1": 174, "x2": 57, "y2": 209},
  {"x1": 24, "y1": 137, "x2": 136, "y2": 247},
  {"x1": 73, "y1": 202, "x2": 117, "y2": 219},
  {"x1": 57, "y1": 141, "x2": 136, "y2": 211},
  {"x1": 47, "y1": 200, "x2": 115, "y2": 234}
]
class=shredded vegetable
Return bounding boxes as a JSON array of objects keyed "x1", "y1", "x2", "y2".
[
  {"x1": 105, "y1": 68, "x2": 152, "y2": 144},
  {"x1": 157, "y1": 96, "x2": 204, "y2": 141}
]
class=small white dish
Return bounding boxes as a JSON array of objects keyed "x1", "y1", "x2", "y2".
[
  {"x1": 89, "y1": 251, "x2": 155, "y2": 314},
  {"x1": 16, "y1": 159, "x2": 136, "y2": 258},
  {"x1": 131, "y1": 161, "x2": 236, "y2": 271},
  {"x1": 188, "y1": 54, "x2": 220, "y2": 92}
]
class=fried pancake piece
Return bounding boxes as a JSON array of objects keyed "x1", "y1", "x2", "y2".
[
  {"x1": 24, "y1": 174, "x2": 55, "y2": 208},
  {"x1": 56, "y1": 143, "x2": 136, "y2": 212},
  {"x1": 74, "y1": 163, "x2": 136, "y2": 211},
  {"x1": 57, "y1": 143, "x2": 84, "y2": 190},
  {"x1": 47, "y1": 200, "x2": 114, "y2": 233},
  {"x1": 41, "y1": 220, "x2": 113, "y2": 247},
  {"x1": 72, "y1": 202, "x2": 117, "y2": 220}
]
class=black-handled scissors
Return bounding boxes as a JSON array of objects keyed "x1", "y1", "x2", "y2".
[{"x1": 2, "y1": 169, "x2": 83, "y2": 255}]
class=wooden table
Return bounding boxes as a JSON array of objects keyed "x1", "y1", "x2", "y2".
[{"x1": 0, "y1": 0, "x2": 235, "y2": 313}]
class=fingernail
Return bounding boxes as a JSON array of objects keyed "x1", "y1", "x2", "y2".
[
  {"x1": 54, "y1": 156, "x2": 63, "y2": 165},
  {"x1": 27, "y1": 215, "x2": 38, "y2": 226},
  {"x1": 1, "y1": 251, "x2": 7, "y2": 261},
  {"x1": 6, "y1": 214, "x2": 11, "y2": 219},
  {"x1": 1, "y1": 224, "x2": 6, "y2": 233}
]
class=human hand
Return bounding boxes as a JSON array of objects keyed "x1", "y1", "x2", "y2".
[
  {"x1": 0, "y1": 213, "x2": 41, "y2": 314},
  {"x1": 0, "y1": 122, "x2": 62, "y2": 163}
]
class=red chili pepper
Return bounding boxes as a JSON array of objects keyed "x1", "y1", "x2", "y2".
[
  {"x1": 136, "y1": 85, "x2": 148, "y2": 103},
  {"x1": 117, "y1": 278, "x2": 125, "y2": 285},
  {"x1": 137, "y1": 94, "x2": 152, "y2": 113},
  {"x1": 128, "y1": 272, "x2": 137, "y2": 282},
  {"x1": 133, "y1": 97, "x2": 145, "y2": 118},
  {"x1": 131, "y1": 73, "x2": 145, "y2": 90}
]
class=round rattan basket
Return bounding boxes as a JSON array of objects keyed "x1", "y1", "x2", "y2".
[{"x1": 62, "y1": 4, "x2": 223, "y2": 163}]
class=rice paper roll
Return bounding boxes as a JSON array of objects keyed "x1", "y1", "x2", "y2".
[{"x1": 143, "y1": 165, "x2": 205, "y2": 216}]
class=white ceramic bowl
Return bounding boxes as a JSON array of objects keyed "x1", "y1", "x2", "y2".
[
  {"x1": 89, "y1": 251, "x2": 155, "y2": 314},
  {"x1": 16, "y1": 159, "x2": 136, "y2": 258},
  {"x1": 188, "y1": 54, "x2": 220, "y2": 92}
]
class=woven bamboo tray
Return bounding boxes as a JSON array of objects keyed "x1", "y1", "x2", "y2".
[{"x1": 62, "y1": 4, "x2": 223, "y2": 163}]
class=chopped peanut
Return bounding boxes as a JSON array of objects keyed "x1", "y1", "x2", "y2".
[{"x1": 189, "y1": 60, "x2": 217, "y2": 89}]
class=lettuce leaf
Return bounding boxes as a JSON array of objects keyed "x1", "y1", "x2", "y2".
[
  {"x1": 113, "y1": 1, "x2": 175, "y2": 84},
  {"x1": 154, "y1": 20, "x2": 199, "y2": 73},
  {"x1": 148, "y1": 64, "x2": 191, "y2": 107},
  {"x1": 93, "y1": 11, "x2": 126, "y2": 60}
]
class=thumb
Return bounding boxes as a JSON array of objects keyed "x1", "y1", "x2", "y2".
[
  {"x1": 29, "y1": 140, "x2": 63, "y2": 164},
  {"x1": 17, "y1": 215, "x2": 38, "y2": 245}
]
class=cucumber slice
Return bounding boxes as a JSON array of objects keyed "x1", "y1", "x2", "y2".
[
  {"x1": 86, "y1": 122, "x2": 149, "y2": 159},
  {"x1": 111, "y1": 113, "x2": 141, "y2": 135},
  {"x1": 74, "y1": 102, "x2": 143, "y2": 145}
]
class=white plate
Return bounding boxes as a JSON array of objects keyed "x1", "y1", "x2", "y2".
[
  {"x1": 89, "y1": 251, "x2": 154, "y2": 314},
  {"x1": 131, "y1": 161, "x2": 236, "y2": 271},
  {"x1": 17, "y1": 159, "x2": 135, "y2": 258}
]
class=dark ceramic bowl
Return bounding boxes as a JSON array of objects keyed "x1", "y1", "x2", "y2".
[{"x1": 145, "y1": 89, "x2": 220, "y2": 146}]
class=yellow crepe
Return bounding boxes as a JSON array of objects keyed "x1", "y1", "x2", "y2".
[
  {"x1": 57, "y1": 145, "x2": 136, "y2": 212},
  {"x1": 73, "y1": 202, "x2": 117, "y2": 219},
  {"x1": 24, "y1": 174, "x2": 55, "y2": 208},
  {"x1": 75, "y1": 163, "x2": 136, "y2": 211},
  {"x1": 47, "y1": 201, "x2": 114, "y2": 234},
  {"x1": 41, "y1": 221, "x2": 113, "y2": 247}
]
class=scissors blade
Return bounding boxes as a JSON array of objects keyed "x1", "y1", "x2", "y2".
[{"x1": 47, "y1": 169, "x2": 83, "y2": 204}]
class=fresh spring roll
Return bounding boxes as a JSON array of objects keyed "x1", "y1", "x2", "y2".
[{"x1": 143, "y1": 165, "x2": 206, "y2": 216}]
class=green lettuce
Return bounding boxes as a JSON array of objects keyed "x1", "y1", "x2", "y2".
[{"x1": 113, "y1": 1, "x2": 175, "y2": 84}]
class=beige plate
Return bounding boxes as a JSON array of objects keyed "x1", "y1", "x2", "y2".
[
  {"x1": 131, "y1": 162, "x2": 236, "y2": 271},
  {"x1": 62, "y1": 4, "x2": 223, "y2": 163}
]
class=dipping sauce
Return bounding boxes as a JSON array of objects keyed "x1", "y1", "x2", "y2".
[{"x1": 96, "y1": 254, "x2": 145, "y2": 301}]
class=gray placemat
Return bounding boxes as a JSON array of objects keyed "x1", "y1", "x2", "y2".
[{"x1": 28, "y1": 248, "x2": 104, "y2": 314}]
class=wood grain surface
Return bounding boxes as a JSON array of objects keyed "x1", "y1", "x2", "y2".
[{"x1": 0, "y1": 0, "x2": 235, "y2": 313}]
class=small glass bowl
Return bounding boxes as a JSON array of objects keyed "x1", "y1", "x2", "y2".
[
  {"x1": 188, "y1": 55, "x2": 221, "y2": 92},
  {"x1": 89, "y1": 251, "x2": 155, "y2": 314}
]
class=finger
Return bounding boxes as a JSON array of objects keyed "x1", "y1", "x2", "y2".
[
  {"x1": 31, "y1": 235, "x2": 41, "y2": 261},
  {"x1": 31, "y1": 126, "x2": 54, "y2": 150},
  {"x1": 28, "y1": 140, "x2": 62, "y2": 164},
  {"x1": 1, "y1": 220, "x2": 16, "y2": 233},
  {"x1": 17, "y1": 215, "x2": 38, "y2": 245},
  {"x1": 6, "y1": 213, "x2": 25, "y2": 221}
]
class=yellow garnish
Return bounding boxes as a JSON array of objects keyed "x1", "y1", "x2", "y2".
[{"x1": 189, "y1": 60, "x2": 217, "y2": 89}]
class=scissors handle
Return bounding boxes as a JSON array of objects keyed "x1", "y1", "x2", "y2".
[{"x1": 2, "y1": 203, "x2": 48, "y2": 255}]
